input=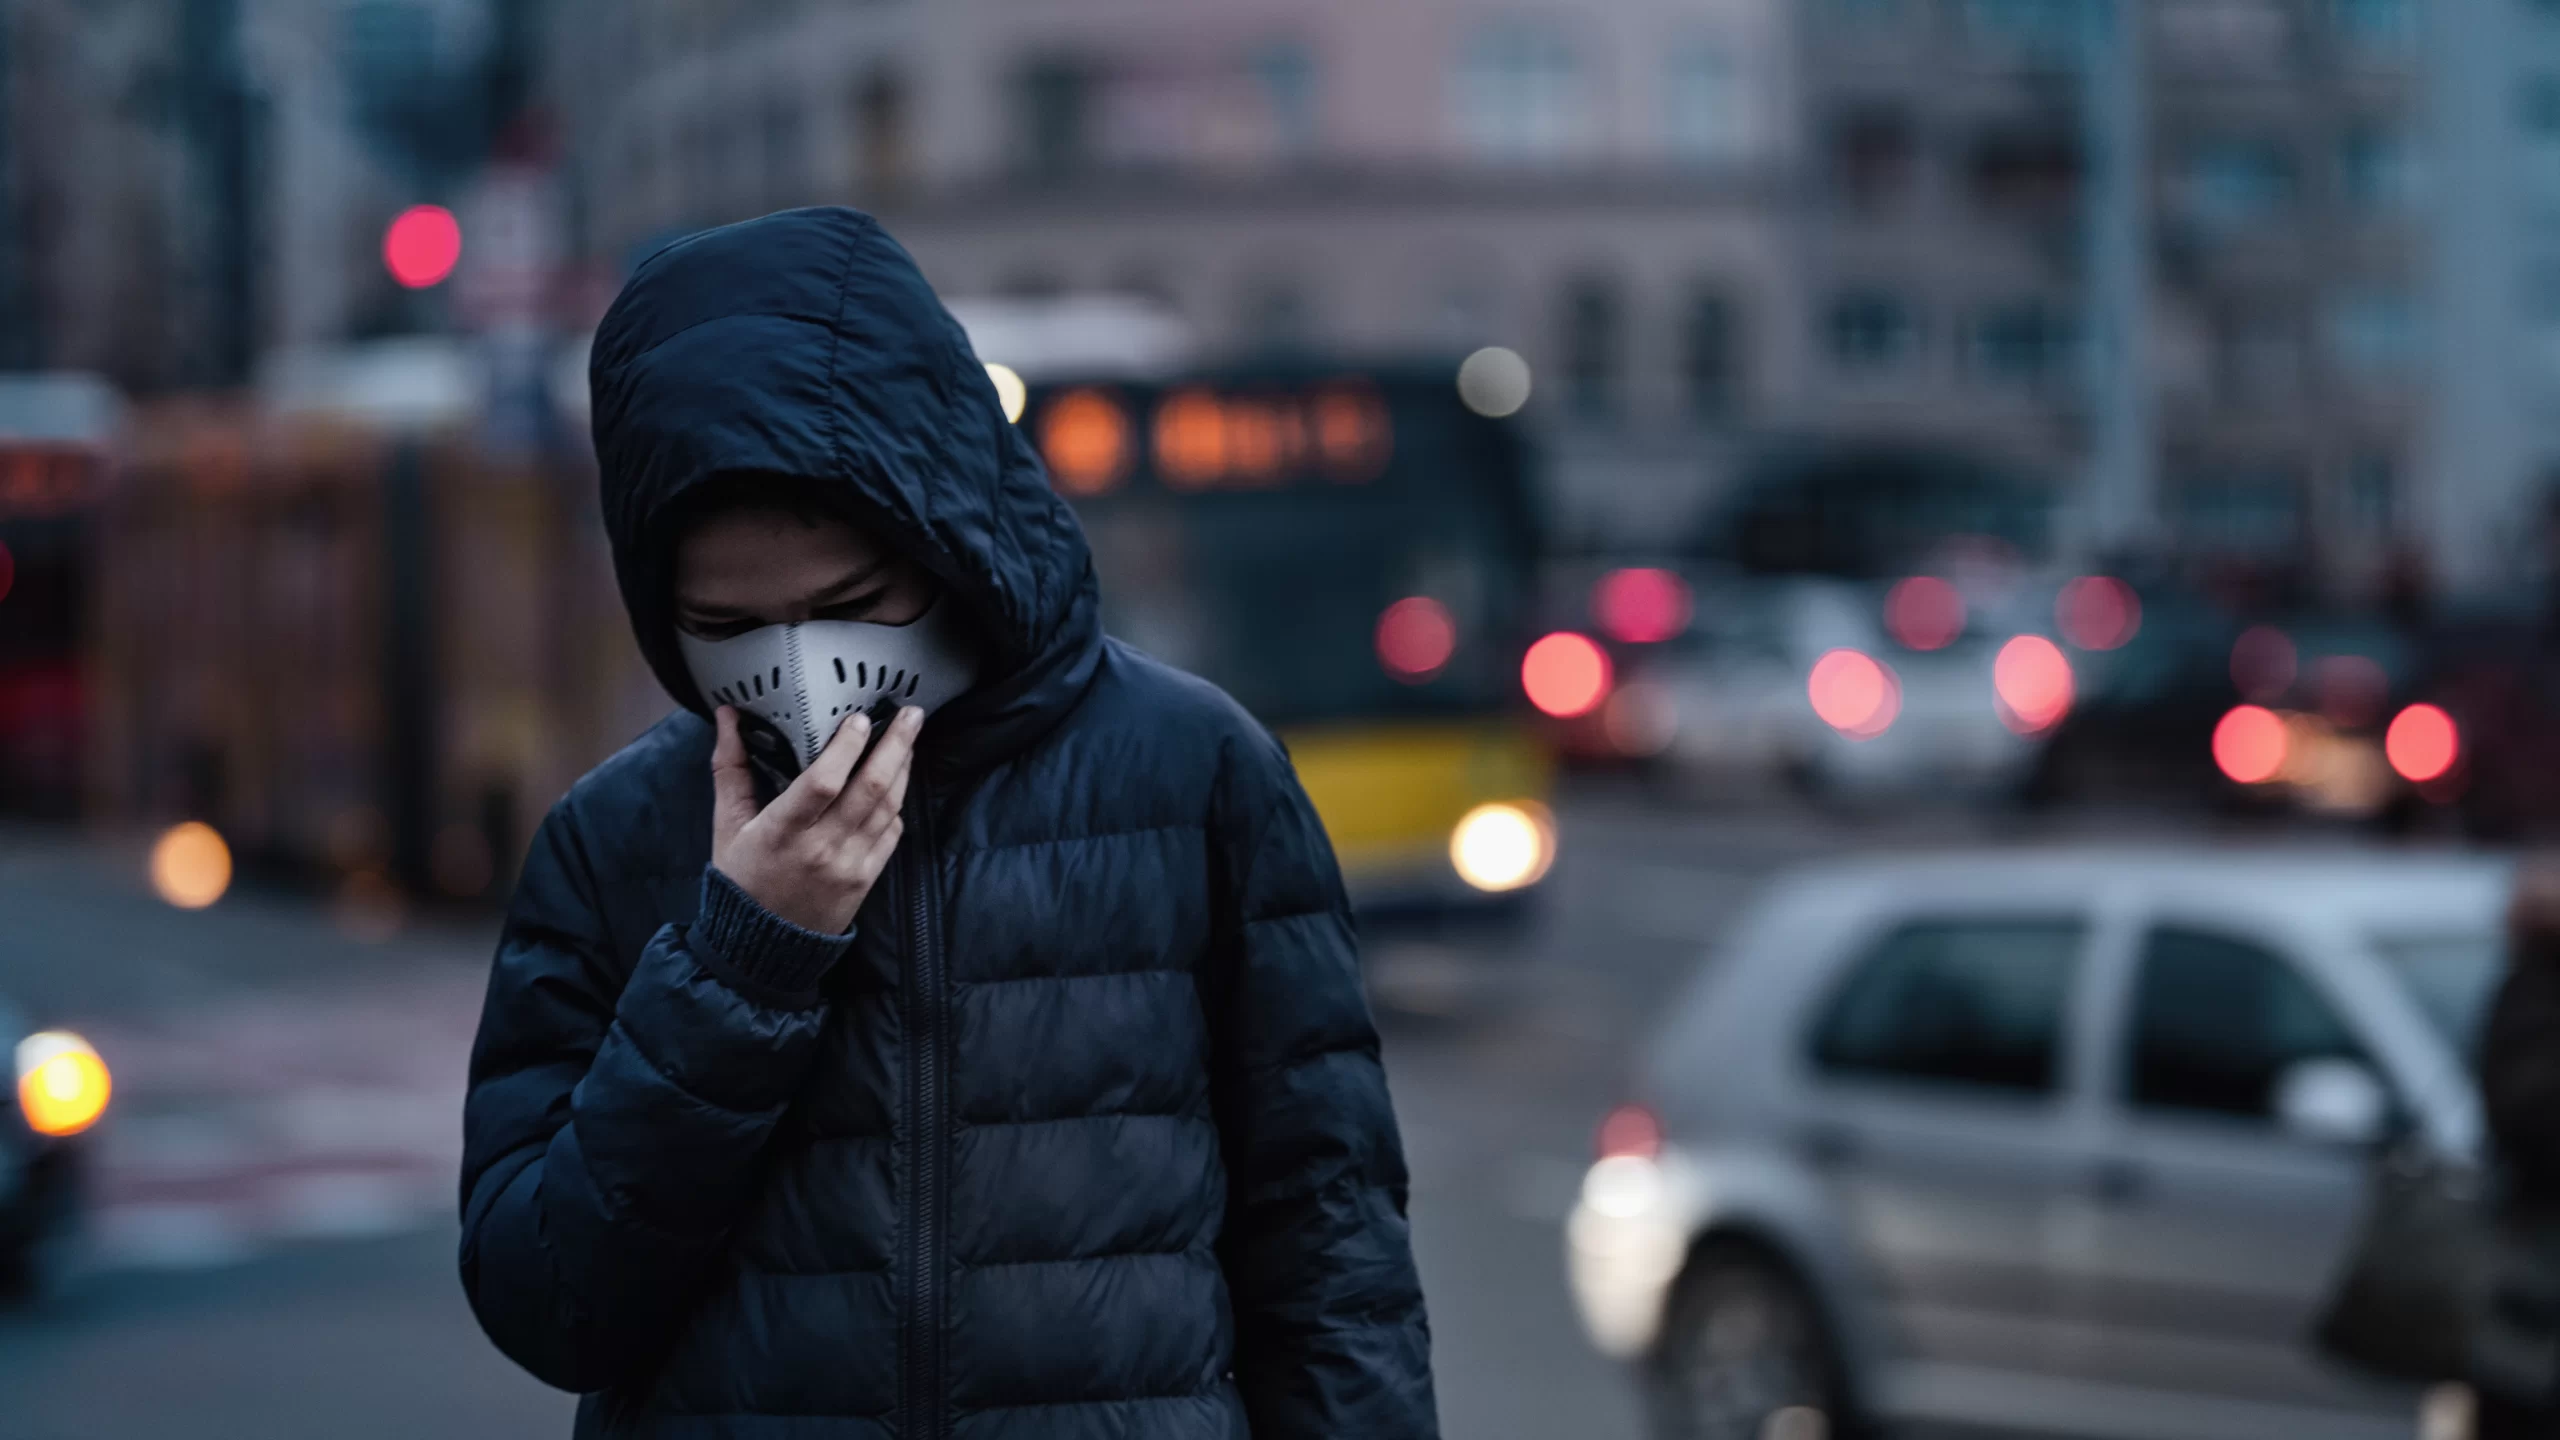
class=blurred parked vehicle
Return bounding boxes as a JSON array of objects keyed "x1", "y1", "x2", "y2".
[
  {"x1": 4, "y1": 996, "x2": 110, "y2": 1298},
  {"x1": 1017, "y1": 361, "x2": 1556, "y2": 922},
  {"x1": 1640, "y1": 577, "x2": 2048, "y2": 803},
  {"x1": 1567, "y1": 849, "x2": 2506, "y2": 1440}
]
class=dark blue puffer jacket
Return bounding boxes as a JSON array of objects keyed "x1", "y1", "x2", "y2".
[{"x1": 459, "y1": 208, "x2": 1436, "y2": 1439}]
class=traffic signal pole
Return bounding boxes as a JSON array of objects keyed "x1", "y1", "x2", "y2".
[{"x1": 2084, "y1": 0, "x2": 2154, "y2": 558}]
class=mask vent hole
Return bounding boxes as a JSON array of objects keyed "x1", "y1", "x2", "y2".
[
  {"x1": 905, "y1": 673, "x2": 920, "y2": 698},
  {"x1": 890, "y1": 669, "x2": 906, "y2": 693},
  {"x1": 857, "y1": 662, "x2": 868, "y2": 687},
  {"x1": 751, "y1": 674, "x2": 763, "y2": 697},
  {"x1": 833, "y1": 657, "x2": 846, "y2": 683},
  {"x1": 771, "y1": 666, "x2": 782, "y2": 689}
]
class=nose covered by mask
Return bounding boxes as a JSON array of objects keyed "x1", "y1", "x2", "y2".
[{"x1": 678, "y1": 596, "x2": 979, "y2": 787}]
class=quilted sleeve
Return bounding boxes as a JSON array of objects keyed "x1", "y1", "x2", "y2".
[
  {"x1": 457, "y1": 799, "x2": 849, "y2": 1394},
  {"x1": 1206, "y1": 726, "x2": 1439, "y2": 1439}
]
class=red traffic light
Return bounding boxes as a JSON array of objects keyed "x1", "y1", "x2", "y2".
[{"x1": 384, "y1": 205, "x2": 462, "y2": 289}]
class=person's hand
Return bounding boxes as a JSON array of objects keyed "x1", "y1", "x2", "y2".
[{"x1": 709, "y1": 704, "x2": 921, "y2": 934}]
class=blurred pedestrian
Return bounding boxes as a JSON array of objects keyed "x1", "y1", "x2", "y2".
[
  {"x1": 2474, "y1": 858, "x2": 2560, "y2": 1437},
  {"x1": 457, "y1": 208, "x2": 1436, "y2": 1438}
]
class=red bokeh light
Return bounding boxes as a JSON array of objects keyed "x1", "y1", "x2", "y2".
[
  {"x1": 1376, "y1": 597, "x2": 1457, "y2": 681},
  {"x1": 1596, "y1": 1103, "x2": 1663, "y2": 1160},
  {"x1": 383, "y1": 204, "x2": 462, "y2": 289},
  {"x1": 2386, "y1": 704, "x2": 2460, "y2": 783},
  {"x1": 1808, "y1": 648, "x2": 1900, "y2": 738},
  {"x1": 1523, "y1": 632, "x2": 1612, "y2": 718},
  {"x1": 2231, "y1": 625, "x2": 2296, "y2": 701},
  {"x1": 1884, "y1": 576, "x2": 1966, "y2": 651},
  {"x1": 2214, "y1": 705, "x2": 2290, "y2": 784},
  {"x1": 1994, "y1": 635, "x2": 2073, "y2": 734},
  {"x1": 1592, "y1": 567, "x2": 1693, "y2": 644},
  {"x1": 2057, "y1": 576, "x2": 2141, "y2": 651},
  {"x1": 0, "y1": 539, "x2": 13, "y2": 604}
]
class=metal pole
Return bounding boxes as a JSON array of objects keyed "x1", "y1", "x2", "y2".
[{"x1": 2084, "y1": 0, "x2": 2154, "y2": 557}]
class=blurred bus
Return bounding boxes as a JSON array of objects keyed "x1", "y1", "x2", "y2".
[
  {"x1": 1018, "y1": 364, "x2": 1556, "y2": 922},
  {"x1": 0, "y1": 374, "x2": 122, "y2": 819}
]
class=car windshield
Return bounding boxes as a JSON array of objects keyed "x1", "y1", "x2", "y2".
[{"x1": 2371, "y1": 932, "x2": 2505, "y2": 1058}]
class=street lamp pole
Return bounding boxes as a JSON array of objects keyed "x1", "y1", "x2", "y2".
[{"x1": 2085, "y1": 0, "x2": 2154, "y2": 558}]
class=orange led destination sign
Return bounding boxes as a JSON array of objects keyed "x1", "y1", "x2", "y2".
[{"x1": 1036, "y1": 382, "x2": 1392, "y2": 497}]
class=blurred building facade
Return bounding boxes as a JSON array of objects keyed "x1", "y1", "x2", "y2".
[
  {"x1": 1789, "y1": 0, "x2": 2433, "y2": 599},
  {"x1": 0, "y1": 0, "x2": 516, "y2": 392},
  {"x1": 540, "y1": 0, "x2": 1808, "y2": 551}
]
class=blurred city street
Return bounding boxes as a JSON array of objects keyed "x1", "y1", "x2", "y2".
[{"x1": 0, "y1": 790, "x2": 1976, "y2": 1440}]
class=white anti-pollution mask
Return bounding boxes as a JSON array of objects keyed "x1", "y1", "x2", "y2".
[{"x1": 678, "y1": 596, "x2": 980, "y2": 778}]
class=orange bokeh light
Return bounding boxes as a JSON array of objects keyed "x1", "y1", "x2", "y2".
[
  {"x1": 1994, "y1": 635, "x2": 2073, "y2": 734},
  {"x1": 1039, "y1": 389, "x2": 1131, "y2": 495},
  {"x1": 149, "y1": 820, "x2": 233, "y2": 909},
  {"x1": 2386, "y1": 703, "x2": 2460, "y2": 783},
  {"x1": 1884, "y1": 576, "x2": 1966, "y2": 651},
  {"x1": 1376, "y1": 597, "x2": 1458, "y2": 681},
  {"x1": 1523, "y1": 632, "x2": 1612, "y2": 718},
  {"x1": 2057, "y1": 576, "x2": 2141, "y2": 651},
  {"x1": 1808, "y1": 648, "x2": 1901, "y2": 738},
  {"x1": 2214, "y1": 705, "x2": 2290, "y2": 784},
  {"x1": 1153, "y1": 389, "x2": 1226, "y2": 488}
]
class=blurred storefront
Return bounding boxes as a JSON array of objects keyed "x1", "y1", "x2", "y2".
[{"x1": 82, "y1": 346, "x2": 646, "y2": 901}]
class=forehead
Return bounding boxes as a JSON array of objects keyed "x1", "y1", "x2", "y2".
[{"x1": 674, "y1": 507, "x2": 885, "y2": 596}]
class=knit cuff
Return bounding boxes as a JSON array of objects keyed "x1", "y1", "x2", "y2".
[{"x1": 691, "y1": 867, "x2": 854, "y2": 1008}]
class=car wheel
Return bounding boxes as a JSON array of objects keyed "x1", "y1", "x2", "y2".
[{"x1": 1644, "y1": 1242, "x2": 1849, "y2": 1440}]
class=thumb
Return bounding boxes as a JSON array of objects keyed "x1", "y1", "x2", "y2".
[{"x1": 710, "y1": 706, "x2": 758, "y2": 844}]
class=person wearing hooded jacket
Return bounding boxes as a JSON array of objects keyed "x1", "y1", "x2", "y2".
[{"x1": 458, "y1": 207, "x2": 1438, "y2": 1439}]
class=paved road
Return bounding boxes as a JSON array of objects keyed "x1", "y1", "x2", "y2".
[{"x1": 0, "y1": 793, "x2": 1944, "y2": 1439}]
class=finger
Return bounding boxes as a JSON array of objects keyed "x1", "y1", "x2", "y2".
[
  {"x1": 709, "y1": 708, "x2": 759, "y2": 843},
  {"x1": 823, "y1": 706, "x2": 923, "y2": 831},
  {"x1": 769, "y1": 711, "x2": 872, "y2": 828}
]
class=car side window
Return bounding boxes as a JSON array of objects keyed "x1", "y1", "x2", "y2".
[
  {"x1": 1810, "y1": 919, "x2": 2087, "y2": 1096},
  {"x1": 2124, "y1": 927, "x2": 2362, "y2": 1122}
]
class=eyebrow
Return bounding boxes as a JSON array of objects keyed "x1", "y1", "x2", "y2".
[{"x1": 679, "y1": 559, "x2": 892, "y2": 619}]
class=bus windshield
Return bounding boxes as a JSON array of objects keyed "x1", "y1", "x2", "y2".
[{"x1": 1025, "y1": 367, "x2": 1536, "y2": 729}]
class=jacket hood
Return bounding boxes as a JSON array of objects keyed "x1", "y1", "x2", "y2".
[{"x1": 590, "y1": 207, "x2": 1100, "y2": 773}]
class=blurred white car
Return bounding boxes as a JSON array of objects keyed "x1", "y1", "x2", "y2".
[
  {"x1": 1568, "y1": 848, "x2": 2506, "y2": 1440},
  {"x1": 1637, "y1": 578, "x2": 2043, "y2": 801}
]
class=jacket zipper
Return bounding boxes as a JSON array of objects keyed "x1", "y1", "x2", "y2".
[{"x1": 902, "y1": 780, "x2": 948, "y2": 1440}]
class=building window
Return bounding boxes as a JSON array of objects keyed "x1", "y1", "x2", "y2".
[
  {"x1": 1684, "y1": 291, "x2": 1740, "y2": 417},
  {"x1": 1012, "y1": 58, "x2": 1095, "y2": 176},
  {"x1": 1968, "y1": 126, "x2": 2081, "y2": 220},
  {"x1": 1665, "y1": 44, "x2": 1752, "y2": 163},
  {"x1": 1452, "y1": 22, "x2": 1583, "y2": 161},
  {"x1": 1251, "y1": 42, "x2": 1321, "y2": 159},
  {"x1": 2332, "y1": 0, "x2": 2417, "y2": 51},
  {"x1": 2523, "y1": 76, "x2": 2560, "y2": 207},
  {"x1": 2156, "y1": 0, "x2": 2294, "y2": 65},
  {"x1": 2327, "y1": 291, "x2": 2417, "y2": 377},
  {"x1": 2338, "y1": 126, "x2": 2418, "y2": 213},
  {"x1": 1560, "y1": 277, "x2": 1623, "y2": 419},
  {"x1": 1827, "y1": 291, "x2": 1916, "y2": 370},
  {"x1": 1829, "y1": 105, "x2": 1916, "y2": 210},
  {"x1": 2182, "y1": 138, "x2": 2295, "y2": 228},
  {"x1": 1959, "y1": 0, "x2": 2083, "y2": 55},
  {"x1": 853, "y1": 67, "x2": 913, "y2": 194},
  {"x1": 1971, "y1": 302, "x2": 2078, "y2": 384},
  {"x1": 2170, "y1": 466, "x2": 2305, "y2": 556}
]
